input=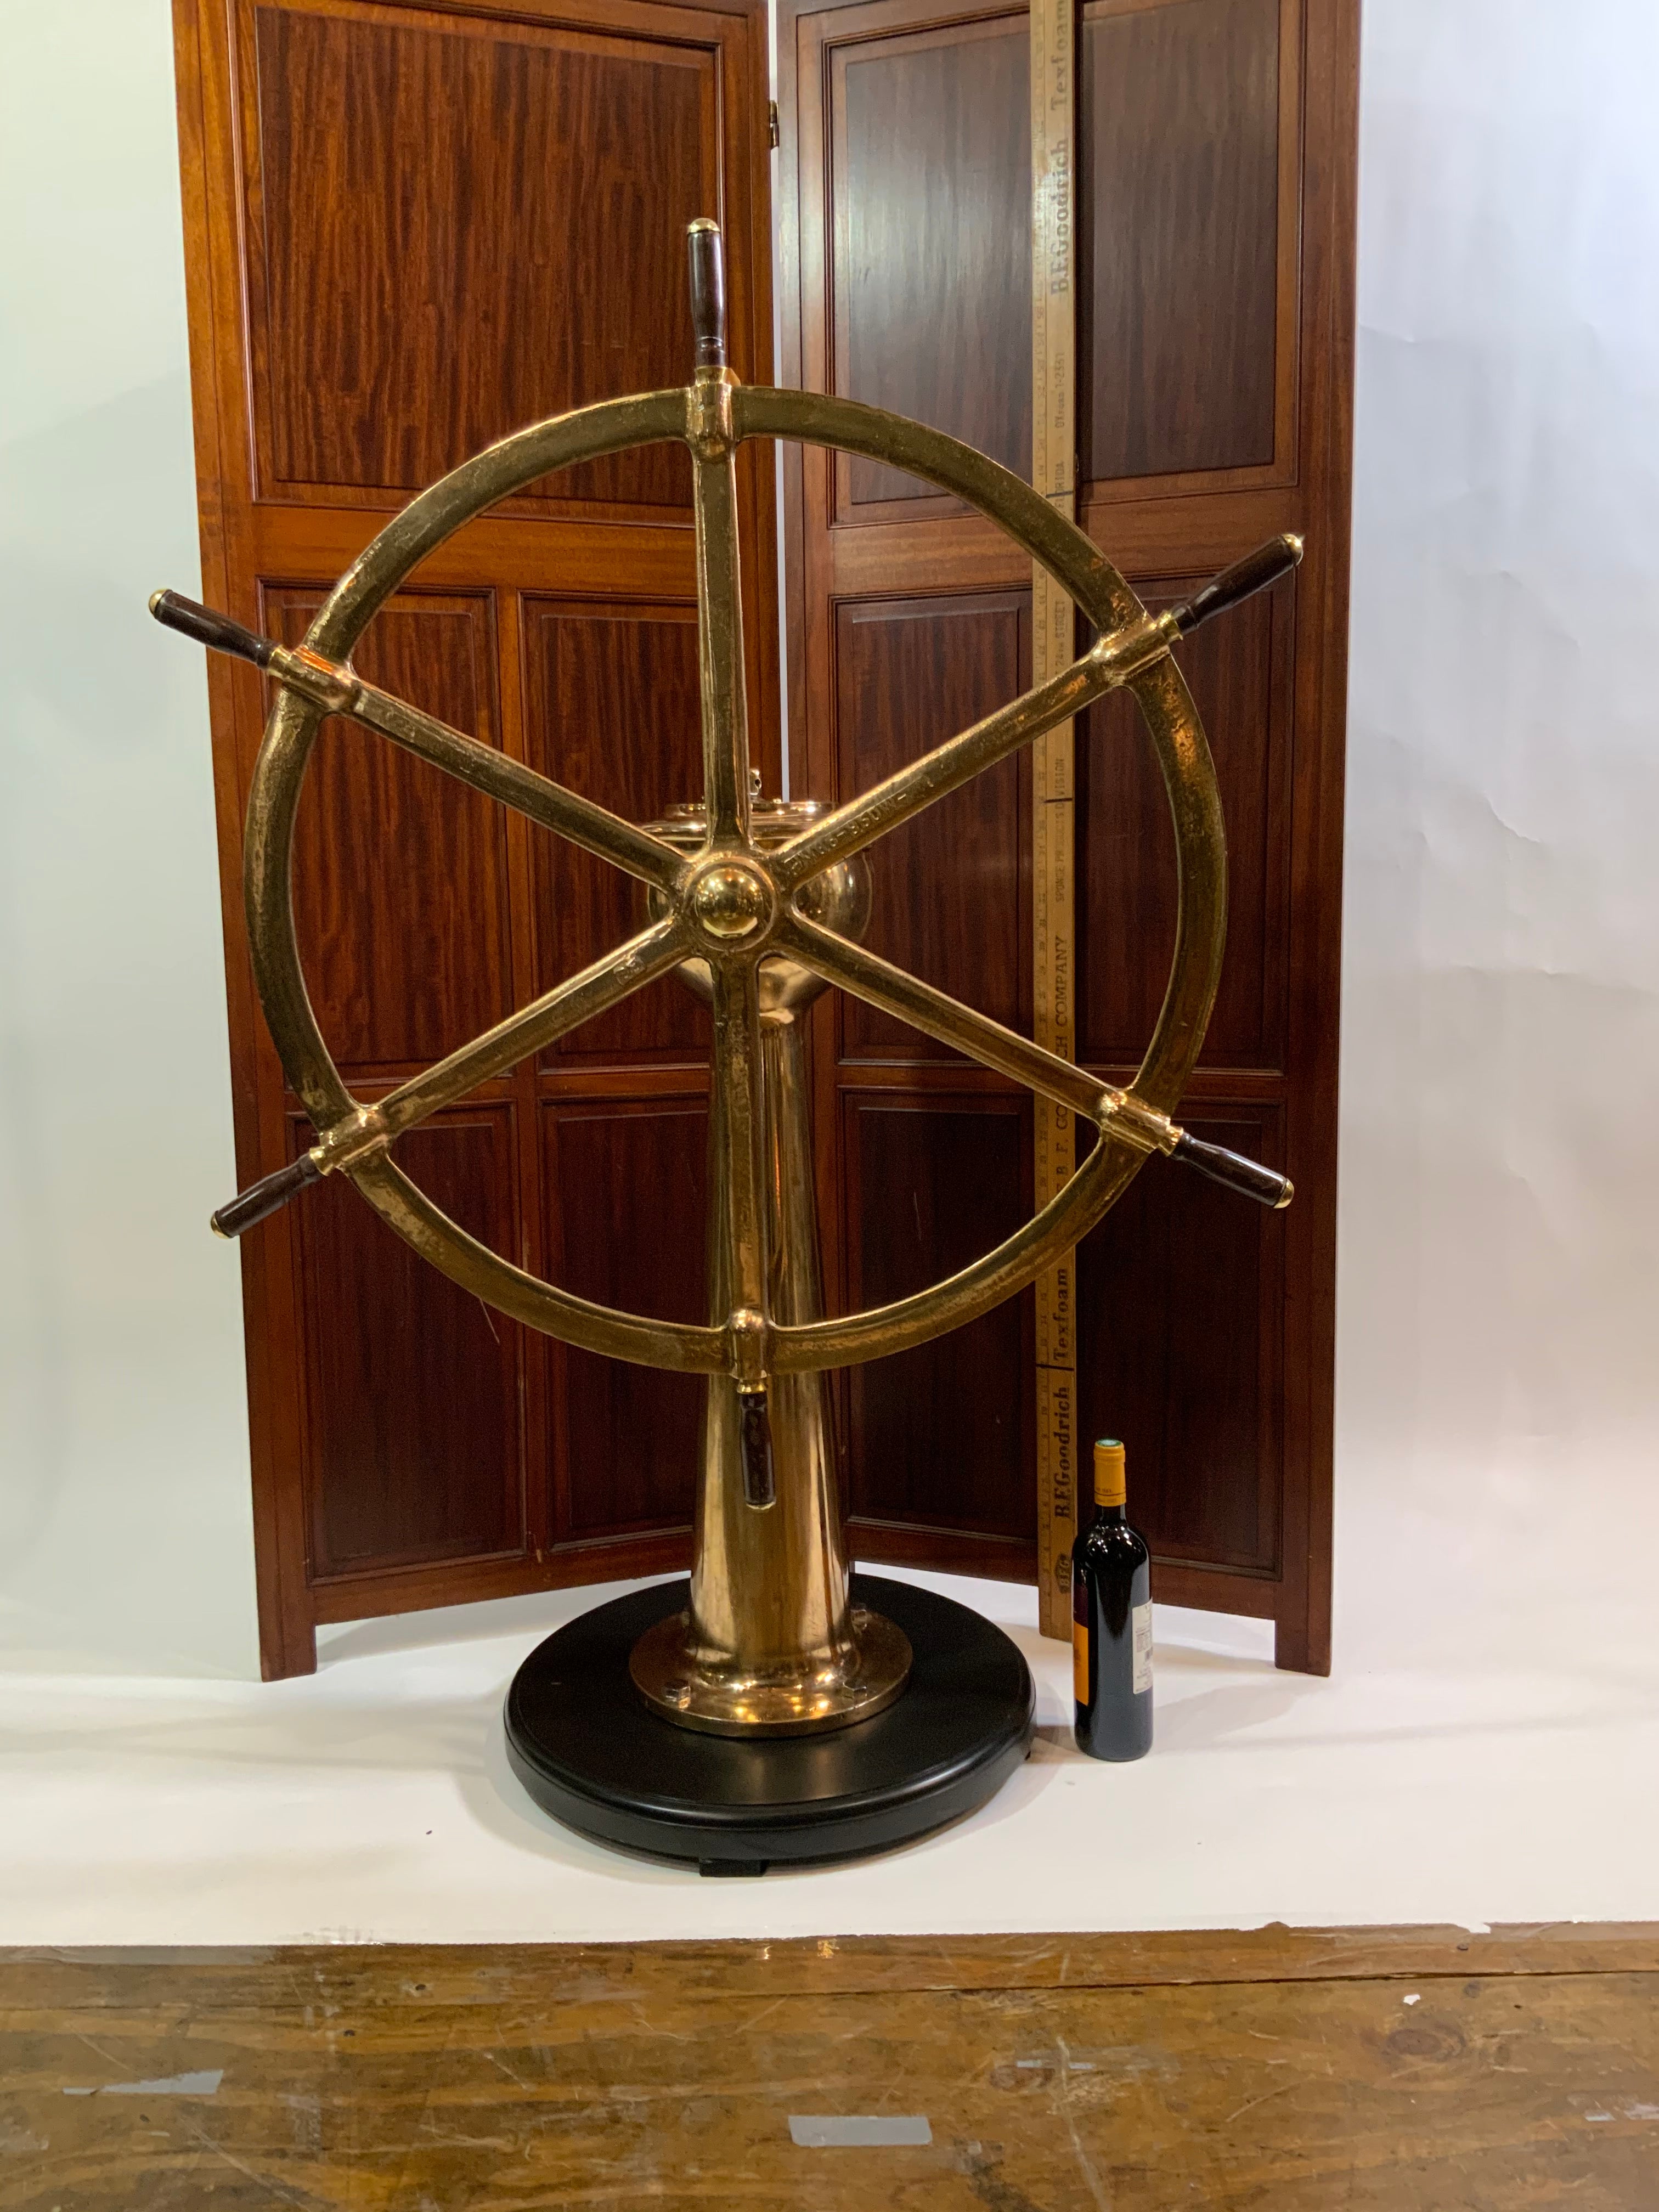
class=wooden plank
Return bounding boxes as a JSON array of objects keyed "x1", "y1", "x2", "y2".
[
  {"x1": 10, "y1": 1925, "x2": 1659, "y2": 2011},
  {"x1": 826, "y1": 487, "x2": 1305, "y2": 599},
  {"x1": 3, "y1": 1940, "x2": 1657, "y2": 2210},
  {"x1": 306, "y1": 1527, "x2": 693, "y2": 1624},
  {"x1": 248, "y1": 504, "x2": 699, "y2": 600},
  {"x1": 1031, "y1": 0, "x2": 1079, "y2": 1640}
]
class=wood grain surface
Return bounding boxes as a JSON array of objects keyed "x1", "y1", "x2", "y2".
[
  {"x1": 247, "y1": 0, "x2": 713, "y2": 511},
  {"x1": 833, "y1": 591, "x2": 1031, "y2": 1050},
  {"x1": 1076, "y1": 574, "x2": 1293, "y2": 1070},
  {"x1": 521, "y1": 600, "x2": 709, "y2": 1065},
  {"x1": 1076, "y1": 1105, "x2": 1284, "y2": 1573},
  {"x1": 4, "y1": 1926, "x2": 1655, "y2": 2209},
  {"x1": 845, "y1": 1093, "x2": 1034, "y2": 1540},
  {"x1": 273, "y1": 590, "x2": 514, "y2": 1073},
  {"x1": 293, "y1": 1110, "x2": 527, "y2": 1579},
  {"x1": 546, "y1": 1096, "x2": 708, "y2": 1537},
  {"x1": 1079, "y1": 0, "x2": 1283, "y2": 484},
  {"x1": 830, "y1": 14, "x2": 1032, "y2": 510}
]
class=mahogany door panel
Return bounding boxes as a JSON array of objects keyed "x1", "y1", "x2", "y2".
[
  {"x1": 780, "y1": 0, "x2": 1356, "y2": 1668},
  {"x1": 520, "y1": 599, "x2": 710, "y2": 1065},
  {"x1": 1074, "y1": 1103, "x2": 1284, "y2": 1575},
  {"x1": 292, "y1": 1107, "x2": 526, "y2": 1580},
  {"x1": 834, "y1": 591, "x2": 1032, "y2": 1053},
  {"x1": 827, "y1": 10, "x2": 1031, "y2": 514},
  {"x1": 1078, "y1": 0, "x2": 1301, "y2": 499},
  {"x1": 264, "y1": 588, "x2": 512, "y2": 1075},
  {"x1": 544, "y1": 1098, "x2": 708, "y2": 1537},
  {"x1": 240, "y1": 0, "x2": 724, "y2": 516},
  {"x1": 1076, "y1": 568, "x2": 1294, "y2": 1070},
  {"x1": 177, "y1": 0, "x2": 776, "y2": 1673},
  {"x1": 843, "y1": 1093, "x2": 1034, "y2": 1542}
]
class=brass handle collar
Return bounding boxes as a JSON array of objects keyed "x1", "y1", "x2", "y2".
[
  {"x1": 1086, "y1": 608, "x2": 1181, "y2": 685},
  {"x1": 270, "y1": 642, "x2": 359, "y2": 716},
  {"x1": 1097, "y1": 1088, "x2": 1177, "y2": 1155},
  {"x1": 726, "y1": 1308, "x2": 776, "y2": 1510},
  {"x1": 687, "y1": 368, "x2": 738, "y2": 459},
  {"x1": 726, "y1": 1305, "x2": 770, "y2": 1391},
  {"x1": 313, "y1": 1103, "x2": 392, "y2": 1175}
]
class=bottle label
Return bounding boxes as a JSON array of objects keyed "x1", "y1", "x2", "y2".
[
  {"x1": 1072, "y1": 1616, "x2": 1088, "y2": 1704},
  {"x1": 1132, "y1": 1602, "x2": 1153, "y2": 1695}
]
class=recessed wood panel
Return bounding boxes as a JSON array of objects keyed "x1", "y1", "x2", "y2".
[
  {"x1": 546, "y1": 1100, "x2": 707, "y2": 1534},
  {"x1": 296, "y1": 1111, "x2": 524, "y2": 1578},
  {"x1": 834, "y1": 592, "x2": 1030, "y2": 1052},
  {"x1": 245, "y1": 0, "x2": 715, "y2": 510},
  {"x1": 1079, "y1": 0, "x2": 1280, "y2": 482},
  {"x1": 522, "y1": 601, "x2": 709, "y2": 1063},
  {"x1": 831, "y1": 16, "x2": 1030, "y2": 507},
  {"x1": 845, "y1": 1097, "x2": 1032, "y2": 1538},
  {"x1": 1075, "y1": 1107, "x2": 1282, "y2": 1571},
  {"x1": 1077, "y1": 571, "x2": 1291, "y2": 1068},
  {"x1": 270, "y1": 589, "x2": 510, "y2": 1072}
]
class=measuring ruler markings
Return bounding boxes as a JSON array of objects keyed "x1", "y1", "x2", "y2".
[{"x1": 1030, "y1": 0, "x2": 1077, "y2": 1640}]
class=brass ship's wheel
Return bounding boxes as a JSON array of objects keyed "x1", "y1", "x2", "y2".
[
  {"x1": 154, "y1": 219, "x2": 1299, "y2": 1863},
  {"x1": 157, "y1": 221, "x2": 1293, "y2": 1429}
]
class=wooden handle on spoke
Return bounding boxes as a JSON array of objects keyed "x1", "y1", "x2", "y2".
[
  {"x1": 150, "y1": 589, "x2": 276, "y2": 669},
  {"x1": 1171, "y1": 1130, "x2": 1293, "y2": 1210},
  {"x1": 686, "y1": 218, "x2": 727, "y2": 371},
  {"x1": 737, "y1": 1389, "x2": 776, "y2": 1509},
  {"x1": 211, "y1": 1151, "x2": 324, "y2": 1239},
  {"x1": 1169, "y1": 535, "x2": 1304, "y2": 638}
]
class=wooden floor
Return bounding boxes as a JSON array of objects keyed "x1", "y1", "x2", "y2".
[{"x1": 3, "y1": 1925, "x2": 1656, "y2": 2209}]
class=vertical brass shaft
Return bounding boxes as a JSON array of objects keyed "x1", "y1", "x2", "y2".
[{"x1": 629, "y1": 802, "x2": 912, "y2": 1735}]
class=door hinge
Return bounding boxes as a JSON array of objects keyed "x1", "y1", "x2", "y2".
[{"x1": 769, "y1": 100, "x2": 780, "y2": 149}]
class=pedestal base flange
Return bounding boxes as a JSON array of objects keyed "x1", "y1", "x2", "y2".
[
  {"x1": 628, "y1": 1597, "x2": 913, "y2": 1736},
  {"x1": 503, "y1": 1573, "x2": 1035, "y2": 1872}
]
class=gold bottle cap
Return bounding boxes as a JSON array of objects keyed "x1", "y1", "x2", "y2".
[{"x1": 1093, "y1": 1436, "x2": 1126, "y2": 1508}]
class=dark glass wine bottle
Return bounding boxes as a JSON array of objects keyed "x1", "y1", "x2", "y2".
[{"x1": 1072, "y1": 1437, "x2": 1153, "y2": 1760}]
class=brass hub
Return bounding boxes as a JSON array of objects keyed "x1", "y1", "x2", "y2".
[{"x1": 687, "y1": 857, "x2": 774, "y2": 944}]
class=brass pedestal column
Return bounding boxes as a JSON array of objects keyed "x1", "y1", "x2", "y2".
[{"x1": 629, "y1": 798, "x2": 913, "y2": 1737}]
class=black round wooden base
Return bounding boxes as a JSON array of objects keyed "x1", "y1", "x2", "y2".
[{"x1": 503, "y1": 1573, "x2": 1035, "y2": 1874}]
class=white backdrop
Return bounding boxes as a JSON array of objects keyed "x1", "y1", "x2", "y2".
[
  {"x1": 0, "y1": 2, "x2": 256, "y2": 1676},
  {"x1": 1337, "y1": 0, "x2": 1659, "y2": 1551},
  {"x1": 2, "y1": 0, "x2": 1656, "y2": 1685}
]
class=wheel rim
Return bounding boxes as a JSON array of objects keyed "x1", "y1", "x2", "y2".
[{"x1": 244, "y1": 383, "x2": 1225, "y2": 1377}]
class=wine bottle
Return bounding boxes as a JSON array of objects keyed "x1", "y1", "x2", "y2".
[{"x1": 1072, "y1": 1437, "x2": 1153, "y2": 1760}]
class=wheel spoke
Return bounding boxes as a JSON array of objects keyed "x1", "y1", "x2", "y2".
[
  {"x1": 709, "y1": 956, "x2": 770, "y2": 1344},
  {"x1": 771, "y1": 614, "x2": 1171, "y2": 893},
  {"x1": 319, "y1": 668, "x2": 684, "y2": 891},
  {"x1": 329, "y1": 919, "x2": 690, "y2": 1162},
  {"x1": 690, "y1": 435, "x2": 752, "y2": 845},
  {"x1": 781, "y1": 913, "x2": 1107, "y2": 1123}
]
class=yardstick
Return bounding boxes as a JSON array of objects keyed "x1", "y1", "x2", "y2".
[{"x1": 1030, "y1": 0, "x2": 1077, "y2": 1639}]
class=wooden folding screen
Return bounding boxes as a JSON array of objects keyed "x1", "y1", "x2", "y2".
[
  {"x1": 172, "y1": 0, "x2": 777, "y2": 1677},
  {"x1": 777, "y1": 0, "x2": 1357, "y2": 1669}
]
